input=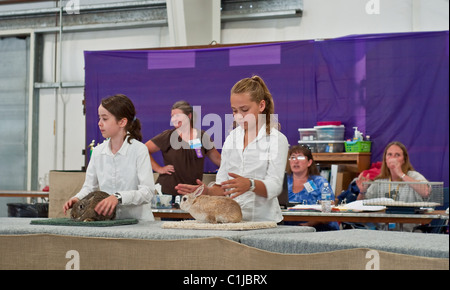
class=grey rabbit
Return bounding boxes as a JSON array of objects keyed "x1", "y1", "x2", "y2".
[{"x1": 70, "y1": 191, "x2": 116, "y2": 222}]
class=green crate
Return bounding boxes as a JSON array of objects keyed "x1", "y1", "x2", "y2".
[{"x1": 345, "y1": 141, "x2": 372, "y2": 152}]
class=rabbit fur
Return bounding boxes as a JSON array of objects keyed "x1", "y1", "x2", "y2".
[
  {"x1": 70, "y1": 191, "x2": 116, "y2": 222},
  {"x1": 180, "y1": 185, "x2": 242, "y2": 223}
]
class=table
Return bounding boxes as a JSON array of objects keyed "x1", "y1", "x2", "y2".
[
  {"x1": 281, "y1": 210, "x2": 444, "y2": 224},
  {"x1": 0, "y1": 190, "x2": 49, "y2": 198},
  {"x1": 1, "y1": 218, "x2": 447, "y2": 269},
  {"x1": 152, "y1": 208, "x2": 447, "y2": 226}
]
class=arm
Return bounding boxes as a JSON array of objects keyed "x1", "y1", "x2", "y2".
[
  {"x1": 175, "y1": 135, "x2": 227, "y2": 196},
  {"x1": 221, "y1": 173, "x2": 268, "y2": 198},
  {"x1": 401, "y1": 172, "x2": 431, "y2": 199},
  {"x1": 64, "y1": 146, "x2": 100, "y2": 214},
  {"x1": 95, "y1": 145, "x2": 155, "y2": 216},
  {"x1": 257, "y1": 133, "x2": 289, "y2": 200},
  {"x1": 75, "y1": 153, "x2": 99, "y2": 200},
  {"x1": 388, "y1": 159, "x2": 430, "y2": 198},
  {"x1": 221, "y1": 132, "x2": 289, "y2": 199},
  {"x1": 356, "y1": 172, "x2": 371, "y2": 200},
  {"x1": 175, "y1": 178, "x2": 225, "y2": 196},
  {"x1": 145, "y1": 139, "x2": 174, "y2": 175},
  {"x1": 119, "y1": 146, "x2": 155, "y2": 205},
  {"x1": 206, "y1": 148, "x2": 221, "y2": 167}
]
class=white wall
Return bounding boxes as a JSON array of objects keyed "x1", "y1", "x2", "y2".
[
  {"x1": 1, "y1": 0, "x2": 449, "y2": 188},
  {"x1": 221, "y1": 0, "x2": 450, "y2": 43}
]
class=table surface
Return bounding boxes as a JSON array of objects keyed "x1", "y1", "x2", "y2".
[
  {"x1": 2, "y1": 191, "x2": 446, "y2": 224},
  {"x1": 152, "y1": 208, "x2": 448, "y2": 224}
]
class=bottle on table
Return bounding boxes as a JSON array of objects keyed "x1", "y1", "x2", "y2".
[{"x1": 321, "y1": 182, "x2": 333, "y2": 213}]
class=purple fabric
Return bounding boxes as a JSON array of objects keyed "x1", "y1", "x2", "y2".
[
  {"x1": 84, "y1": 31, "x2": 449, "y2": 186},
  {"x1": 229, "y1": 44, "x2": 281, "y2": 66},
  {"x1": 148, "y1": 51, "x2": 196, "y2": 69}
]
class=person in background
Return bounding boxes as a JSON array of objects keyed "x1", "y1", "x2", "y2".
[
  {"x1": 63, "y1": 94, "x2": 155, "y2": 221},
  {"x1": 145, "y1": 100, "x2": 221, "y2": 204},
  {"x1": 356, "y1": 141, "x2": 430, "y2": 202},
  {"x1": 175, "y1": 75, "x2": 289, "y2": 223},
  {"x1": 356, "y1": 141, "x2": 430, "y2": 231},
  {"x1": 286, "y1": 144, "x2": 339, "y2": 231}
]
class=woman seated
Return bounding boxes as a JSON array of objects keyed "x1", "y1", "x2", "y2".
[
  {"x1": 286, "y1": 145, "x2": 339, "y2": 231},
  {"x1": 356, "y1": 141, "x2": 430, "y2": 202},
  {"x1": 356, "y1": 141, "x2": 430, "y2": 232}
]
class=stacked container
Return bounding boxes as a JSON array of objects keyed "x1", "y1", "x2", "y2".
[
  {"x1": 298, "y1": 123, "x2": 345, "y2": 153},
  {"x1": 298, "y1": 128, "x2": 318, "y2": 152}
]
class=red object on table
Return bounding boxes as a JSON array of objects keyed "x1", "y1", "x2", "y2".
[{"x1": 317, "y1": 121, "x2": 342, "y2": 126}]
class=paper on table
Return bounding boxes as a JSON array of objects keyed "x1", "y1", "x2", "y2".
[
  {"x1": 343, "y1": 199, "x2": 386, "y2": 212},
  {"x1": 288, "y1": 204, "x2": 322, "y2": 211},
  {"x1": 288, "y1": 199, "x2": 387, "y2": 212}
]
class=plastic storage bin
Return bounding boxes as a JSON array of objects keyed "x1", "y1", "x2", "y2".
[
  {"x1": 345, "y1": 141, "x2": 372, "y2": 152},
  {"x1": 314, "y1": 125, "x2": 345, "y2": 140},
  {"x1": 316, "y1": 141, "x2": 345, "y2": 153},
  {"x1": 298, "y1": 128, "x2": 317, "y2": 141},
  {"x1": 7, "y1": 203, "x2": 49, "y2": 217},
  {"x1": 297, "y1": 141, "x2": 317, "y2": 153},
  {"x1": 298, "y1": 141, "x2": 345, "y2": 153}
]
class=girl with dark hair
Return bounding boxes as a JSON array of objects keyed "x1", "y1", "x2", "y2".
[
  {"x1": 63, "y1": 94, "x2": 155, "y2": 221},
  {"x1": 100, "y1": 94, "x2": 143, "y2": 143}
]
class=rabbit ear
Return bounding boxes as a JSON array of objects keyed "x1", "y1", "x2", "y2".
[
  {"x1": 193, "y1": 184, "x2": 204, "y2": 197},
  {"x1": 86, "y1": 194, "x2": 96, "y2": 203}
]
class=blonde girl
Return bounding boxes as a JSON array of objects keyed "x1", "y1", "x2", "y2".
[{"x1": 176, "y1": 76, "x2": 289, "y2": 222}]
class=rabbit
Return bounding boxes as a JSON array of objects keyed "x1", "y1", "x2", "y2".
[
  {"x1": 70, "y1": 191, "x2": 116, "y2": 222},
  {"x1": 180, "y1": 185, "x2": 242, "y2": 223}
]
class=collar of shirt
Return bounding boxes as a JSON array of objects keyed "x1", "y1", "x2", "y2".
[
  {"x1": 100, "y1": 135, "x2": 132, "y2": 156},
  {"x1": 235, "y1": 123, "x2": 269, "y2": 143}
]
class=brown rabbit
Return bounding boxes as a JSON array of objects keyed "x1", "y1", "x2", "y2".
[
  {"x1": 70, "y1": 191, "x2": 116, "y2": 222},
  {"x1": 180, "y1": 185, "x2": 242, "y2": 223}
]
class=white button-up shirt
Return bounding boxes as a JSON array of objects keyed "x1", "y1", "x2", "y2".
[
  {"x1": 75, "y1": 137, "x2": 155, "y2": 221},
  {"x1": 216, "y1": 124, "x2": 289, "y2": 222}
]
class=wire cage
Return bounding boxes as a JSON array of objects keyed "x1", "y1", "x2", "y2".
[{"x1": 362, "y1": 181, "x2": 444, "y2": 208}]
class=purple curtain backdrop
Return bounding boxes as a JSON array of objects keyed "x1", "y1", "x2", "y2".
[{"x1": 84, "y1": 31, "x2": 449, "y2": 185}]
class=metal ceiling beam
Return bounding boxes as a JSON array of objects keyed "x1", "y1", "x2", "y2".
[
  {"x1": 221, "y1": 0, "x2": 303, "y2": 22},
  {"x1": 0, "y1": 1, "x2": 168, "y2": 32}
]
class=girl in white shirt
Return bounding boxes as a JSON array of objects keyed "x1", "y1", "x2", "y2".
[
  {"x1": 63, "y1": 94, "x2": 155, "y2": 221},
  {"x1": 176, "y1": 76, "x2": 289, "y2": 222}
]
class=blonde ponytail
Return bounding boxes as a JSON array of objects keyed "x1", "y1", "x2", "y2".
[{"x1": 231, "y1": 75, "x2": 277, "y2": 134}]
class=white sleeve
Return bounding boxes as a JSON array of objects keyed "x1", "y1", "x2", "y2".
[
  {"x1": 74, "y1": 148, "x2": 99, "y2": 200},
  {"x1": 215, "y1": 133, "x2": 233, "y2": 185},
  {"x1": 260, "y1": 132, "x2": 289, "y2": 200},
  {"x1": 119, "y1": 145, "x2": 155, "y2": 205}
]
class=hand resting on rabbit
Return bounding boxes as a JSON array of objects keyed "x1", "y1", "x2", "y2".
[{"x1": 70, "y1": 191, "x2": 116, "y2": 222}]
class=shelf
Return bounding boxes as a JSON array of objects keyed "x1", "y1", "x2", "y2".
[{"x1": 312, "y1": 152, "x2": 371, "y2": 172}]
